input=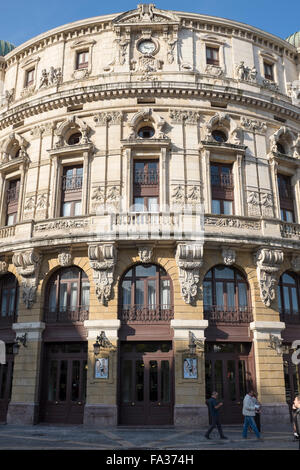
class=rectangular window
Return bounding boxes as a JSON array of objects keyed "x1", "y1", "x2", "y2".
[
  {"x1": 277, "y1": 174, "x2": 295, "y2": 222},
  {"x1": 264, "y1": 62, "x2": 274, "y2": 81},
  {"x1": 210, "y1": 163, "x2": 234, "y2": 215},
  {"x1": 25, "y1": 68, "x2": 35, "y2": 87},
  {"x1": 6, "y1": 179, "x2": 20, "y2": 226},
  {"x1": 206, "y1": 47, "x2": 219, "y2": 66},
  {"x1": 76, "y1": 51, "x2": 89, "y2": 69},
  {"x1": 133, "y1": 160, "x2": 159, "y2": 212},
  {"x1": 60, "y1": 166, "x2": 83, "y2": 217}
]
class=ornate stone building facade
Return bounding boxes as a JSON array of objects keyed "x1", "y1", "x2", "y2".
[{"x1": 0, "y1": 5, "x2": 300, "y2": 427}]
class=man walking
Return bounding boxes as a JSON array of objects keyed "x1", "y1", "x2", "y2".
[
  {"x1": 205, "y1": 391, "x2": 228, "y2": 440},
  {"x1": 242, "y1": 390, "x2": 262, "y2": 440}
]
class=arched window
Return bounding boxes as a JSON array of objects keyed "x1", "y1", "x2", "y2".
[
  {"x1": 278, "y1": 272, "x2": 300, "y2": 324},
  {"x1": 45, "y1": 267, "x2": 89, "y2": 323},
  {"x1": 203, "y1": 265, "x2": 252, "y2": 323},
  {"x1": 119, "y1": 264, "x2": 173, "y2": 322},
  {"x1": 0, "y1": 273, "x2": 19, "y2": 325}
]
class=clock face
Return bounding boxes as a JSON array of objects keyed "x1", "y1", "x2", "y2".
[{"x1": 138, "y1": 40, "x2": 156, "y2": 54}]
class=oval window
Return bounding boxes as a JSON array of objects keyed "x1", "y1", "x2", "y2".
[
  {"x1": 212, "y1": 130, "x2": 227, "y2": 143},
  {"x1": 138, "y1": 127, "x2": 155, "y2": 139}
]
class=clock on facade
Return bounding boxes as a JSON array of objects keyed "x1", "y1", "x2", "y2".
[{"x1": 138, "y1": 40, "x2": 156, "y2": 54}]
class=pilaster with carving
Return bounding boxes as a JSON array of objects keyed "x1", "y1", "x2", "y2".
[
  {"x1": 12, "y1": 249, "x2": 41, "y2": 309},
  {"x1": 176, "y1": 243, "x2": 203, "y2": 305},
  {"x1": 255, "y1": 248, "x2": 284, "y2": 307},
  {"x1": 88, "y1": 243, "x2": 117, "y2": 305}
]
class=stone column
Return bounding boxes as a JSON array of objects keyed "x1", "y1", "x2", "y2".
[
  {"x1": 7, "y1": 322, "x2": 45, "y2": 425},
  {"x1": 83, "y1": 319, "x2": 120, "y2": 425},
  {"x1": 171, "y1": 319, "x2": 209, "y2": 426},
  {"x1": 250, "y1": 321, "x2": 290, "y2": 428}
]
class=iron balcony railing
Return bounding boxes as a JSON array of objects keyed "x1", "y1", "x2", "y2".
[
  {"x1": 44, "y1": 306, "x2": 89, "y2": 323},
  {"x1": 0, "y1": 311, "x2": 17, "y2": 326},
  {"x1": 62, "y1": 175, "x2": 83, "y2": 192},
  {"x1": 279, "y1": 310, "x2": 300, "y2": 325},
  {"x1": 211, "y1": 173, "x2": 234, "y2": 188},
  {"x1": 134, "y1": 169, "x2": 159, "y2": 185},
  {"x1": 204, "y1": 305, "x2": 253, "y2": 324},
  {"x1": 120, "y1": 304, "x2": 174, "y2": 322}
]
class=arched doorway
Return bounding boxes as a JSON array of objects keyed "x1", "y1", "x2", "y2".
[
  {"x1": 118, "y1": 264, "x2": 174, "y2": 425},
  {"x1": 39, "y1": 266, "x2": 89, "y2": 424},
  {"x1": 203, "y1": 265, "x2": 256, "y2": 424}
]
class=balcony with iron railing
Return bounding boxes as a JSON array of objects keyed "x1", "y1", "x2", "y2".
[
  {"x1": 62, "y1": 175, "x2": 83, "y2": 192},
  {"x1": 0, "y1": 311, "x2": 18, "y2": 327},
  {"x1": 204, "y1": 305, "x2": 253, "y2": 324},
  {"x1": 120, "y1": 304, "x2": 174, "y2": 323},
  {"x1": 211, "y1": 173, "x2": 234, "y2": 188},
  {"x1": 134, "y1": 169, "x2": 159, "y2": 185},
  {"x1": 279, "y1": 310, "x2": 300, "y2": 325},
  {"x1": 44, "y1": 306, "x2": 89, "y2": 323}
]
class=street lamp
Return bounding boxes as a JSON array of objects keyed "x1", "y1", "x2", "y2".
[
  {"x1": 188, "y1": 331, "x2": 204, "y2": 355},
  {"x1": 268, "y1": 334, "x2": 290, "y2": 355}
]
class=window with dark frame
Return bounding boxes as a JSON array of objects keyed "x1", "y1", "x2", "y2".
[
  {"x1": 76, "y1": 50, "x2": 89, "y2": 69},
  {"x1": 61, "y1": 165, "x2": 83, "y2": 217},
  {"x1": 45, "y1": 266, "x2": 90, "y2": 323},
  {"x1": 6, "y1": 179, "x2": 20, "y2": 226},
  {"x1": 210, "y1": 163, "x2": 234, "y2": 215},
  {"x1": 206, "y1": 47, "x2": 219, "y2": 66},
  {"x1": 277, "y1": 174, "x2": 295, "y2": 222},
  {"x1": 264, "y1": 62, "x2": 274, "y2": 81},
  {"x1": 133, "y1": 160, "x2": 159, "y2": 212},
  {"x1": 278, "y1": 272, "x2": 300, "y2": 324},
  {"x1": 119, "y1": 264, "x2": 173, "y2": 322},
  {"x1": 203, "y1": 265, "x2": 252, "y2": 323},
  {"x1": 25, "y1": 68, "x2": 35, "y2": 87}
]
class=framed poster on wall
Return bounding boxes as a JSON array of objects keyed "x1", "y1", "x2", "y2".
[
  {"x1": 95, "y1": 357, "x2": 109, "y2": 379},
  {"x1": 183, "y1": 357, "x2": 197, "y2": 379}
]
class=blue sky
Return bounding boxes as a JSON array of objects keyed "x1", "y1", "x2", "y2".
[{"x1": 1, "y1": 1, "x2": 300, "y2": 47}]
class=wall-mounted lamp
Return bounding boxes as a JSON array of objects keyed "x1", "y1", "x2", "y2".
[
  {"x1": 268, "y1": 334, "x2": 289, "y2": 355},
  {"x1": 93, "y1": 331, "x2": 113, "y2": 356},
  {"x1": 13, "y1": 333, "x2": 27, "y2": 355},
  {"x1": 188, "y1": 331, "x2": 204, "y2": 355}
]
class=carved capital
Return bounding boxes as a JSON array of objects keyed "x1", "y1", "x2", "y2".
[
  {"x1": 255, "y1": 248, "x2": 284, "y2": 307},
  {"x1": 176, "y1": 243, "x2": 203, "y2": 305},
  {"x1": 88, "y1": 243, "x2": 117, "y2": 305}
]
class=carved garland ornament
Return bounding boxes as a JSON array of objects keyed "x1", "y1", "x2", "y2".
[
  {"x1": 12, "y1": 249, "x2": 41, "y2": 309},
  {"x1": 176, "y1": 243, "x2": 203, "y2": 305},
  {"x1": 88, "y1": 243, "x2": 117, "y2": 305},
  {"x1": 255, "y1": 248, "x2": 284, "y2": 307}
]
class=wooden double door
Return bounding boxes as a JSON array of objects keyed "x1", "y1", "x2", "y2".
[
  {"x1": 39, "y1": 342, "x2": 87, "y2": 424},
  {"x1": 205, "y1": 342, "x2": 255, "y2": 424},
  {"x1": 119, "y1": 342, "x2": 174, "y2": 425}
]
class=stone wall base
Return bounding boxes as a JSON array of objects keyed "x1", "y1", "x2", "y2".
[
  {"x1": 174, "y1": 405, "x2": 209, "y2": 426},
  {"x1": 6, "y1": 402, "x2": 39, "y2": 425},
  {"x1": 83, "y1": 404, "x2": 118, "y2": 426},
  {"x1": 260, "y1": 403, "x2": 291, "y2": 430}
]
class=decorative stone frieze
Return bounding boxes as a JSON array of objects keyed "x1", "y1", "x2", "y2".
[
  {"x1": 88, "y1": 243, "x2": 117, "y2": 305},
  {"x1": 222, "y1": 248, "x2": 236, "y2": 266},
  {"x1": 169, "y1": 109, "x2": 201, "y2": 124},
  {"x1": 205, "y1": 216, "x2": 261, "y2": 231},
  {"x1": 138, "y1": 246, "x2": 153, "y2": 263},
  {"x1": 175, "y1": 243, "x2": 203, "y2": 305},
  {"x1": 12, "y1": 249, "x2": 41, "y2": 309},
  {"x1": 291, "y1": 255, "x2": 300, "y2": 272},
  {"x1": 94, "y1": 112, "x2": 122, "y2": 126},
  {"x1": 262, "y1": 79, "x2": 279, "y2": 92},
  {"x1": 255, "y1": 248, "x2": 284, "y2": 307},
  {"x1": 240, "y1": 117, "x2": 267, "y2": 134},
  {"x1": 205, "y1": 64, "x2": 225, "y2": 77},
  {"x1": 247, "y1": 191, "x2": 274, "y2": 218}
]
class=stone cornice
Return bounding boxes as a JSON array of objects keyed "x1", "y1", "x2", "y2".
[{"x1": 0, "y1": 81, "x2": 299, "y2": 131}]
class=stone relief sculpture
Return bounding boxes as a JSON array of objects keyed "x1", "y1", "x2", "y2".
[
  {"x1": 39, "y1": 67, "x2": 62, "y2": 88},
  {"x1": 12, "y1": 249, "x2": 41, "y2": 309},
  {"x1": 88, "y1": 243, "x2": 117, "y2": 305},
  {"x1": 235, "y1": 61, "x2": 257, "y2": 82},
  {"x1": 255, "y1": 248, "x2": 284, "y2": 307},
  {"x1": 138, "y1": 246, "x2": 153, "y2": 263},
  {"x1": 176, "y1": 243, "x2": 203, "y2": 304}
]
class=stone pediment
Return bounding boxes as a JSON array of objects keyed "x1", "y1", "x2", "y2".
[{"x1": 113, "y1": 4, "x2": 180, "y2": 26}]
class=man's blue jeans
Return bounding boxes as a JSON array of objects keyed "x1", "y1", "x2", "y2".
[{"x1": 242, "y1": 416, "x2": 260, "y2": 438}]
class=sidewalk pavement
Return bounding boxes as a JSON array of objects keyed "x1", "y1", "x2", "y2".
[{"x1": 0, "y1": 424, "x2": 299, "y2": 450}]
